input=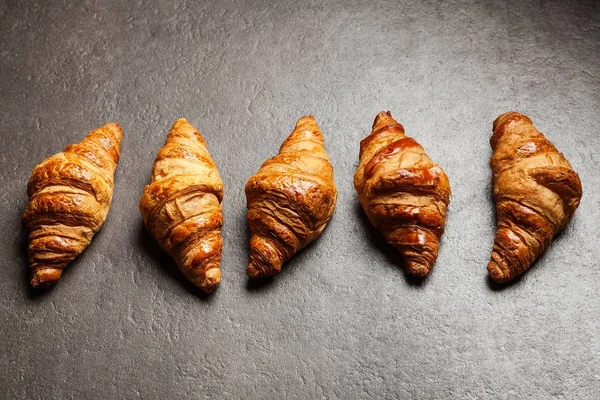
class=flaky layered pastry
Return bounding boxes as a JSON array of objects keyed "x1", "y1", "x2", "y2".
[
  {"x1": 245, "y1": 116, "x2": 337, "y2": 278},
  {"x1": 488, "y1": 111, "x2": 582, "y2": 283},
  {"x1": 139, "y1": 119, "x2": 223, "y2": 293},
  {"x1": 354, "y1": 111, "x2": 451, "y2": 277},
  {"x1": 23, "y1": 123, "x2": 122, "y2": 288}
]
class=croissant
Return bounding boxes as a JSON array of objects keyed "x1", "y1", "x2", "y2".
[
  {"x1": 354, "y1": 111, "x2": 451, "y2": 277},
  {"x1": 22, "y1": 123, "x2": 123, "y2": 288},
  {"x1": 139, "y1": 119, "x2": 223, "y2": 293},
  {"x1": 245, "y1": 116, "x2": 337, "y2": 278},
  {"x1": 488, "y1": 112, "x2": 582, "y2": 283}
]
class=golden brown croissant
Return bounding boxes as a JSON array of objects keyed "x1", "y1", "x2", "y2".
[
  {"x1": 488, "y1": 112, "x2": 582, "y2": 283},
  {"x1": 354, "y1": 111, "x2": 451, "y2": 277},
  {"x1": 139, "y1": 119, "x2": 223, "y2": 293},
  {"x1": 22, "y1": 123, "x2": 123, "y2": 288},
  {"x1": 245, "y1": 116, "x2": 337, "y2": 278}
]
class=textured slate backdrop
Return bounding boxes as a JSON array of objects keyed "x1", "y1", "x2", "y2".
[{"x1": 1, "y1": 0, "x2": 599, "y2": 398}]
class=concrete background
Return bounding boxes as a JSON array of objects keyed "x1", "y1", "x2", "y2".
[{"x1": 1, "y1": 0, "x2": 599, "y2": 398}]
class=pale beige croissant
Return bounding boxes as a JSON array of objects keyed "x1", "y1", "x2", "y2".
[
  {"x1": 245, "y1": 116, "x2": 337, "y2": 278},
  {"x1": 139, "y1": 119, "x2": 224, "y2": 293},
  {"x1": 488, "y1": 112, "x2": 583, "y2": 283},
  {"x1": 23, "y1": 123, "x2": 123, "y2": 288},
  {"x1": 354, "y1": 111, "x2": 451, "y2": 277}
]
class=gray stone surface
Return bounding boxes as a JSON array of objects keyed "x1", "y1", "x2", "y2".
[{"x1": 1, "y1": 0, "x2": 599, "y2": 398}]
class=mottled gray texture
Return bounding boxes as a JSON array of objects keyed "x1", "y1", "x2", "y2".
[{"x1": 1, "y1": 0, "x2": 599, "y2": 398}]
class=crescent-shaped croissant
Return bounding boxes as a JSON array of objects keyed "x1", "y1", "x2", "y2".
[
  {"x1": 354, "y1": 111, "x2": 451, "y2": 277},
  {"x1": 139, "y1": 119, "x2": 224, "y2": 293},
  {"x1": 22, "y1": 123, "x2": 123, "y2": 288},
  {"x1": 245, "y1": 116, "x2": 337, "y2": 278},
  {"x1": 488, "y1": 112, "x2": 582, "y2": 283}
]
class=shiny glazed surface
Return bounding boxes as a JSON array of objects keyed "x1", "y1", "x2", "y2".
[
  {"x1": 139, "y1": 119, "x2": 224, "y2": 293},
  {"x1": 245, "y1": 116, "x2": 337, "y2": 278},
  {"x1": 355, "y1": 111, "x2": 451, "y2": 277},
  {"x1": 23, "y1": 123, "x2": 122, "y2": 288},
  {"x1": 488, "y1": 111, "x2": 583, "y2": 283}
]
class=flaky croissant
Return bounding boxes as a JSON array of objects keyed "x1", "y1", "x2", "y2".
[
  {"x1": 23, "y1": 123, "x2": 123, "y2": 288},
  {"x1": 488, "y1": 112, "x2": 582, "y2": 283},
  {"x1": 354, "y1": 111, "x2": 451, "y2": 277},
  {"x1": 139, "y1": 119, "x2": 223, "y2": 293},
  {"x1": 245, "y1": 116, "x2": 337, "y2": 278}
]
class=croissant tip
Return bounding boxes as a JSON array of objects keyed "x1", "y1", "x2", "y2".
[
  {"x1": 487, "y1": 261, "x2": 508, "y2": 283},
  {"x1": 30, "y1": 267, "x2": 62, "y2": 289},
  {"x1": 404, "y1": 261, "x2": 432, "y2": 278},
  {"x1": 197, "y1": 268, "x2": 221, "y2": 293},
  {"x1": 492, "y1": 111, "x2": 533, "y2": 133},
  {"x1": 105, "y1": 122, "x2": 122, "y2": 130},
  {"x1": 171, "y1": 118, "x2": 195, "y2": 132},
  {"x1": 372, "y1": 111, "x2": 398, "y2": 131},
  {"x1": 246, "y1": 264, "x2": 261, "y2": 279},
  {"x1": 247, "y1": 262, "x2": 279, "y2": 279},
  {"x1": 295, "y1": 115, "x2": 318, "y2": 128},
  {"x1": 99, "y1": 122, "x2": 123, "y2": 141}
]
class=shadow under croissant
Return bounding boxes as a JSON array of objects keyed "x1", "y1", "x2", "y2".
[
  {"x1": 246, "y1": 276, "x2": 275, "y2": 291},
  {"x1": 137, "y1": 226, "x2": 215, "y2": 300},
  {"x1": 353, "y1": 203, "x2": 430, "y2": 287}
]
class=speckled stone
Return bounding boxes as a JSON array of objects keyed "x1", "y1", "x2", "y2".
[{"x1": 1, "y1": 0, "x2": 599, "y2": 398}]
